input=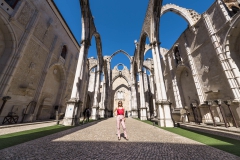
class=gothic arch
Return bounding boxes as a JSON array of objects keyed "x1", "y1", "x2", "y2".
[
  {"x1": 223, "y1": 13, "x2": 240, "y2": 90},
  {"x1": 89, "y1": 65, "x2": 97, "y2": 72},
  {"x1": 223, "y1": 13, "x2": 240, "y2": 56},
  {"x1": 112, "y1": 75, "x2": 131, "y2": 87},
  {"x1": 109, "y1": 50, "x2": 132, "y2": 63},
  {"x1": 143, "y1": 65, "x2": 153, "y2": 75},
  {"x1": 90, "y1": 32, "x2": 103, "y2": 70},
  {"x1": 160, "y1": 4, "x2": 201, "y2": 27},
  {"x1": 144, "y1": 44, "x2": 152, "y2": 56},
  {"x1": 80, "y1": 0, "x2": 103, "y2": 71},
  {"x1": 137, "y1": 32, "x2": 150, "y2": 70},
  {"x1": 113, "y1": 84, "x2": 131, "y2": 98}
]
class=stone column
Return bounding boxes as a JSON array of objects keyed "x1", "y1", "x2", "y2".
[
  {"x1": 139, "y1": 71, "x2": 147, "y2": 120},
  {"x1": 152, "y1": 42, "x2": 174, "y2": 127},
  {"x1": 106, "y1": 60, "x2": 112, "y2": 116},
  {"x1": 166, "y1": 54, "x2": 183, "y2": 108},
  {"x1": 63, "y1": 41, "x2": 89, "y2": 126},
  {"x1": 149, "y1": 74, "x2": 156, "y2": 116},
  {"x1": 99, "y1": 80, "x2": 106, "y2": 118},
  {"x1": 130, "y1": 61, "x2": 138, "y2": 118},
  {"x1": 76, "y1": 57, "x2": 88, "y2": 119},
  {"x1": 91, "y1": 68, "x2": 101, "y2": 120},
  {"x1": 143, "y1": 69, "x2": 150, "y2": 118}
]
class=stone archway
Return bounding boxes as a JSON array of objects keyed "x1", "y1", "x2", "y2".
[
  {"x1": 109, "y1": 50, "x2": 132, "y2": 63},
  {"x1": 112, "y1": 82, "x2": 131, "y2": 116},
  {"x1": 161, "y1": 4, "x2": 200, "y2": 27}
]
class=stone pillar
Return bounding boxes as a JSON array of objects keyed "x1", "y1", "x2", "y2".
[
  {"x1": 149, "y1": 74, "x2": 156, "y2": 116},
  {"x1": 143, "y1": 69, "x2": 150, "y2": 118},
  {"x1": 63, "y1": 41, "x2": 89, "y2": 126},
  {"x1": 99, "y1": 80, "x2": 106, "y2": 118},
  {"x1": 152, "y1": 42, "x2": 174, "y2": 127},
  {"x1": 106, "y1": 59, "x2": 112, "y2": 115},
  {"x1": 166, "y1": 54, "x2": 183, "y2": 108},
  {"x1": 91, "y1": 69, "x2": 101, "y2": 120},
  {"x1": 130, "y1": 61, "x2": 138, "y2": 118},
  {"x1": 139, "y1": 71, "x2": 147, "y2": 120}
]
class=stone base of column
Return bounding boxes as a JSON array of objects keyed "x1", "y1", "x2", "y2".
[
  {"x1": 156, "y1": 100, "x2": 174, "y2": 127},
  {"x1": 140, "y1": 107, "x2": 147, "y2": 120},
  {"x1": 91, "y1": 106, "x2": 99, "y2": 120},
  {"x1": 62, "y1": 117, "x2": 78, "y2": 126},
  {"x1": 99, "y1": 108, "x2": 105, "y2": 118},
  {"x1": 147, "y1": 111, "x2": 150, "y2": 119},
  {"x1": 62, "y1": 98, "x2": 82, "y2": 126},
  {"x1": 157, "y1": 118, "x2": 165, "y2": 127},
  {"x1": 131, "y1": 109, "x2": 138, "y2": 118}
]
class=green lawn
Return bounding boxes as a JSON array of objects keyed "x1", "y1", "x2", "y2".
[
  {"x1": 139, "y1": 119, "x2": 240, "y2": 157},
  {"x1": 0, "y1": 125, "x2": 73, "y2": 150}
]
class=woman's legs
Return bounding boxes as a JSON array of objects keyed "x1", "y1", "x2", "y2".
[
  {"x1": 116, "y1": 116, "x2": 121, "y2": 138},
  {"x1": 120, "y1": 118, "x2": 127, "y2": 138}
]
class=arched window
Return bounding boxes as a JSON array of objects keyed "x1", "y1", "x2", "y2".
[
  {"x1": 4, "y1": 0, "x2": 19, "y2": 9},
  {"x1": 61, "y1": 45, "x2": 67, "y2": 59},
  {"x1": 174, "y1": 46, "x2": 182, "y2": 65}
]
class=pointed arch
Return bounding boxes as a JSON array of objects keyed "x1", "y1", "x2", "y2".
[
  {"x1": 90, "y1": 32, "x2": 103, "y2": 70},
  {"x1": 112, "y1": 75, "x2": 131, "y2": 87},
  {"x1": 161, "y1": 4, "x2": 201, "y2": 27},
  {"x1": 136, "y1": 32, "x2": 150, "y2": 70},
  {"x1": 109, "y1": 50, "x2": 132, "y2": 63}
]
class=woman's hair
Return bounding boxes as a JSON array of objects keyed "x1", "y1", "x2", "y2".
[{"x1": 118, "y1": 101, "x2": 123, "y2": 107}]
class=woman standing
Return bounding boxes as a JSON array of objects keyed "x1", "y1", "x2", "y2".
[{"x1": 114, "y1": 101, "x2": 128, "y2": 140}]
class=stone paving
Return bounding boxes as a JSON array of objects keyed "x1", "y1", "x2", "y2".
[{"x1": 0, "y1": 118, "x2": 239, "y2": 160}]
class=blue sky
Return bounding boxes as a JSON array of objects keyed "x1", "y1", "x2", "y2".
[{"x1": 54, "y1": 0, "x2": 215, "y2": 69}]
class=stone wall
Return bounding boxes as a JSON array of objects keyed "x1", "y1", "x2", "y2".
[{"x1": 0, "y1": 0, "x2": 79, "y2": 123}]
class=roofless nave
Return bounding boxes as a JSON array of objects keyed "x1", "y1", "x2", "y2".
[{"x1": 0, "y1": 0, "x2": 240, "y2": 128}]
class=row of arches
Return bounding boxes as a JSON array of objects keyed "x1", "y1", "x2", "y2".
[{"x1": 62, "y1": 0, "x2": 240, "y2": 128}]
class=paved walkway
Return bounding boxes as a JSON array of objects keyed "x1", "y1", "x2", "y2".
[
  {"x1": 0, "y1": 121, "x2": 57, "y2": 136},
  {"x1": 0, "y1": 118, "x2": 239, "y2": 160}
]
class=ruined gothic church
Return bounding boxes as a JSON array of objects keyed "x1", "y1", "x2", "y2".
[{"x1": 0, "y1": 0, "x2": 240, "y2": 128}]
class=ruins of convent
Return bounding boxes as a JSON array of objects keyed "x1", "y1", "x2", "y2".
[{"x1": 0, "y1": 0, "x2": 240, "y2": 128}]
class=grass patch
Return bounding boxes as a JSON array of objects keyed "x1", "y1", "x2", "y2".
[
  {"x1": 138, "y1": 119, "x2": 240, "y2": 157},
  {"x1": 0, "y1": 125, "x2": 73, "y2": 150}
]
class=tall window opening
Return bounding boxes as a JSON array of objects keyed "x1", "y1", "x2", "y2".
[
  {"x1": 174, "y1": 46, "x2": 182, "y2": 65},
  {"x1": 61, "y1": 45, "x2": 67, "y2": 59}
]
